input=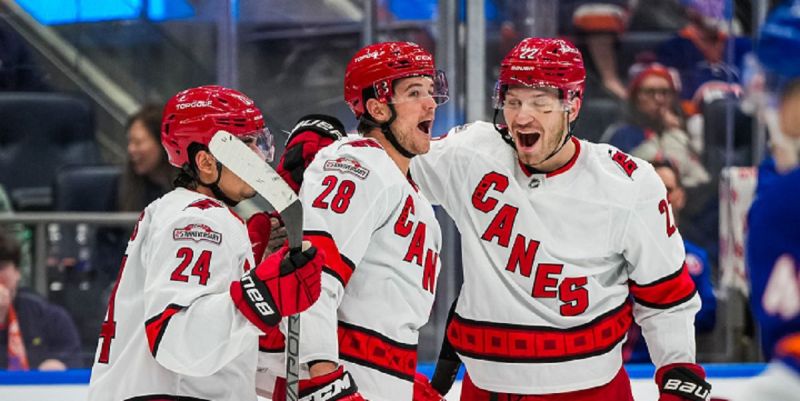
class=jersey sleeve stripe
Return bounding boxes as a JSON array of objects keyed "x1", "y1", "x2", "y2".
[
  {"x1": 305, "y1": 230, "x2": 356, "y2": 286},
  {"x1": 338, "y1": 320, "x2": 417, "y2": 382},
  {"x1": 447, "y1": 301, "x2": 633, "y2": 363},
  {"x1": 629, "y1": 263, "x2": 698, "y2": 308},
  {"x1": 144, "y1": 303, "x2": 186, "y2": 357}
]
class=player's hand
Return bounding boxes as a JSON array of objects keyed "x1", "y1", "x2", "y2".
[
  {"x1": 414, "y1": 372, "x2": 445, "y2": 401},
  {"x1": 277, "y1": 114, "x2": 345, "y2": 193},
  {"x1": 300, "y1": 365, "x2": 366, "y2": 401},
  {"x1": 230, "y1": 241, "x2": 323, "y2": 332},
  {"x1": 656, "y1": 363, "x2": 711, "y2": 401},
  {"x1": 272, "y1": 365, "x2": 366, "y2": 401},
  {"x1": 247, "y1": 211, "x2": 286, "y2": 264}
]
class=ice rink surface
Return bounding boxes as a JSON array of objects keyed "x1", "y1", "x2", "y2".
[{"x1": 0, "y1": 363, "x2": 765, "y2": 401}]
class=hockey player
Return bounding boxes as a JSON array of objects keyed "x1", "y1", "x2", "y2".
[
  {"x1": 734, "y1": 2, "x2": 800, "y2": 399},
  {"x1": 278, "y1": 38, "x2": 711, "y2": 401},
  {"x1": 268, "y1": 41, "x2": 448, "y2": 401},
  {"x1": 88, "y1": 85, "x2": 324, "y2": 401},
  {"x1": 737, "y1": 79, "x2": 800, "y2": 401}
]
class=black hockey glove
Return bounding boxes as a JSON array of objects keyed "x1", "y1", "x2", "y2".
[{"x1": 277, "y1": 114, "x2": 345, "y2": 193}]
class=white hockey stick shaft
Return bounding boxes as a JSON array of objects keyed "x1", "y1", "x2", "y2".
[{"x1": 209, "y1": 130, "x2": 301, "y2": 401}]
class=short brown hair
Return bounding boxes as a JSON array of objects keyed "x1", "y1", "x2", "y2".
[{"x1": 0, "y1": 229, "x2": 20, "y2": 267}]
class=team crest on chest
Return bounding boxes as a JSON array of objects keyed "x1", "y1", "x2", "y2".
[
  {"x1": 173, "y1": 224, "x2": 222, "y2": 244},
  {"x1": 324, "y1": 157, "x2": 370, "y2": 180}
]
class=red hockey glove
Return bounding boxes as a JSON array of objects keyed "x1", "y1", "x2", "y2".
[
  {"x1": 656, "y1": 363, "x2": 712, "y2": 401},
  {"x1": 247, "y1": 211, "x2": 286, "y2": 264},
  {"x1": 272, "y1": 366, "x2": 366, "y2": 401},
  {"x1": 277, "y1": 114, "x2": 345, "y2": 193},
  {"x1": 230, "y1": 244, "x2": 323, "y2": 332},
  {"x1": 414, "y1": 372, "x2": 445, "y2": 401}
]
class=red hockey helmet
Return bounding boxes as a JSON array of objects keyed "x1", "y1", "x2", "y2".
[
  {"x1": 494, "y1": 38, "x2": 586, "y2": 109},
  {"x1": 344, "y1": 41, "x2": 448, "y2": 119},
  {"x1": 161, "y1": 85, "x2": 272, "y2": 167}
]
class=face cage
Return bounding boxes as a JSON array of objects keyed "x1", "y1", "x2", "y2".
[
  {"x1": 238, "y1": 128, "x2": 275, "y2": 163},
  {"x1": 376, "y1": 69, "x2": 450, "y2": 106}
]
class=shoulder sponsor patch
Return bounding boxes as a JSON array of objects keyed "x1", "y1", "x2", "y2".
[
  {"x1": 609, "y1": 149, "x2": 638, "y2": 178},
  {"x1": 186, "y1": 198, "x2": 223, "y2": 210},
  {"x1": 173, "y1": 224, "x2": 222, "y2": 244},
  {"x1": 323, "y1": 157, "x2": 370, "y2": 180}
]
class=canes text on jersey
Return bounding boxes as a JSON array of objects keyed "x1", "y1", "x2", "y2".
[
  {"x1": 472, "y1": 172, "x2": 589, "y2": 316},
  {"x1": 395, "y1": 195, "x2": 438, "y2": 293}
]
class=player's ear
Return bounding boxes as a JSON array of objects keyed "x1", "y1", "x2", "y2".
[
  {"x1": 567, "y1": 97, "x2": 582, "y2": 123},
  {"x1": 193, "y1": 149, "x2": 217, "y2": 176},
  {"x1": 366, "y1": 98, "x2": 390, "y2": 124}
]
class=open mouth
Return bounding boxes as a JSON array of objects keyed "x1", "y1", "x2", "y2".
[
  {"x1": 417, "y1": 120, "x2": 432, "y2": 134},
  {"x1": 518, "y1": 132, "x2": 541, "y2": 148}
]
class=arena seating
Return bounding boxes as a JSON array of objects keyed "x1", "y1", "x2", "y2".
[{"x1": 0, "y1": 92, "x2": 100, "y2": 210}]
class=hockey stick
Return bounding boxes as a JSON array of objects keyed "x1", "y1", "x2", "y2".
[{"x1": 209, "y1": 130, "x2": 302, "y2": 401}]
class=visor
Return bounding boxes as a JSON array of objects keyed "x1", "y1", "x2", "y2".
[
  {"x1": 382, "y1": 69, "x2": 449, "y2": 106},
  {"x1": 239, "y1": 128, "x2": 275, "y2": 163}
]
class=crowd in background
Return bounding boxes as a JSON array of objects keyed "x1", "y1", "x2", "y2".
[{"x1": 0, "y1": 0, "x2": 793, "y2": 369}]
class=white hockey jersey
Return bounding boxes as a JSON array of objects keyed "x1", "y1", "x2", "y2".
[
  {"x1": 411, "y1": 122, "x2": 700, "y2": 394},
  {"x1": 292, "y1": 137, "x2": 442, "y2": 401},
  {"x1": 88, "y1": 188, "x2": 261, "y2": 401}
]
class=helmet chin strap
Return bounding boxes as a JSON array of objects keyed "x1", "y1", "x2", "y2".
[
  {"x1": 539, "y1": 109, "x2": 573, "y2": 164},
  {"x1": 194, "y1": 161, "x2": 241, "y2": 207},
  {"x1": 361, "y1": 104, "x2": 416, "y2": 159}
]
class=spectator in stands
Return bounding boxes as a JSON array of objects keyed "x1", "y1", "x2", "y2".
[
  {"x1": 603, "y1": 62, "x2": 710, "y2": 188},
  {"x1": 96, "y1": 104, "x2": 179, "y2": 281},
  {"x1": 623, "y1": 161, "x2": 716, "y2": 363},
  {"x1": 0, "y1": 22, "x2": 49, "y2": 91},
  {"x1": 560, "y1": 0, "x2": 633, "y2": 99},
  {"x1": 118, "y1": 104, "x2": 178, "y2": 211},
  {"x1": 0, "y1": 228, "x2": 81, "y2": 370},
  {"x1": 657, "y1": 0, "x2": 751, "y2": 114}
]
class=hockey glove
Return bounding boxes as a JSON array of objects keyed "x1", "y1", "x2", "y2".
[
  {"x1": 414, "y1": 372, "x2": 445, "y2": 401},
  {"x1": 247, "y1": 211, "x2": 286, "y2": 264},
  {"x1": 272, "y1": 366, "x2": 366, "y2": 401},
  {"x1": 277, "y1": 114, "x2": 345, "y2": 193},
  {"x1": 230, "y1": 244, "x2": 323, "y2": 332},
  {"x1": 656, "y1": 363, "x2": 712, "y2": 401},
  {"x1": 430, "y1": 298, "x2": 462, "y2": 396}
]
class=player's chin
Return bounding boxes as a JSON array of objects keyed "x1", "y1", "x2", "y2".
[
  {"x1": 516, "y1": 149, "x2": 542, "y2": 167},
  {"x1": 412, "y1": 140, "x2": 431, "y2": 156},
  {"x1": 242, "y1": 187, "x2": 258, "y2": 200}
]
